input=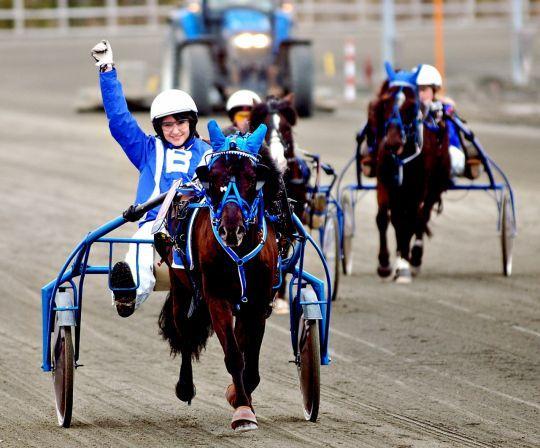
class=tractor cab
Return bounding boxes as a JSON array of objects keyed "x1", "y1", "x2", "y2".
[{"x1": 203, "y1": 0, "x2": 274, "y2": 35}]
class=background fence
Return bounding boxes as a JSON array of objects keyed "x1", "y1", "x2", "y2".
[{"x1": 0, "y1": 0, "x2": 538, "y2": 36}]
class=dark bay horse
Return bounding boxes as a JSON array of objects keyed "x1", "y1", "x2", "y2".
[
  {"x1": 369, "y1": 63, "x2": 450, "y2": 282},
  {"x1": 157, "y1": 121, "x2": 280, "y2": 431},
  {"x1": 250, "y1": 94, "x2": 310, "y2": 219}
]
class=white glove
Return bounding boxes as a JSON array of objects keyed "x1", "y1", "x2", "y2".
[{"x1": 91, "y1": 40, "x2": 114, "y2": 69}]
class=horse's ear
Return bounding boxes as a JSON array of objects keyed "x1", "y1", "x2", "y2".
[
  {"x1": 207, "y1": 120, "x2": 226, "y2": 151},
  {"x1": 384, "y1": 61, "x2": 395, "y2": 81},
  {"x1": 255, "y1": 164, "x2": 269, "y2": 190},
  {"x1": 283, "y1": 92, "x2": 295, "y2": 105},
  {"x1": 410, "y1": 65, "x2": 420, "y2": 85},
  {"x1": 195, "y1": 165, "x2": 210, "y2": 189},
  {"x1": 246, "y1": 124, "x2": 267, "y2": 154},
  {"x1": 249, "y1": 102, "x2": 265, "y2": 131},
  {"x1": 281, "y1": 104, "x2": 298, "y2": 127}
]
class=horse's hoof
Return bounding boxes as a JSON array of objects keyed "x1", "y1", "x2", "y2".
[
  {"x1": 394, "y1": 258, "x2": 412, "y2": 284},
  {"x1": 176, "y1": 382, "x2": 196, "y2": 404},
  {"x1": 234, "y1": 422, "x2": 258, "y2": 432},
  {"x1": 395, "y1": 271, "x2": 412, "y2": 283},
  {"x1": 410, "y1": 265, "x2": 421, "y2": 277},
  {"x1": 377, "y1": 264, "x2": 392, "y2": 279},
  {"x1": 231, "y1": 406, "x2": 258, "y2": 431}
]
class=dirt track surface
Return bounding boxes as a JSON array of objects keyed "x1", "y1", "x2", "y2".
[{"x1": 0, "y1": 36, "x2": 539, "y2": 448}]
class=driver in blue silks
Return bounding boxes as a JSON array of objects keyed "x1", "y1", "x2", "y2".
[
  {"x1": 415, "y1": 64, "x2": 481, "y2": 180},
  {"x1": 91, "y1": 40, "x2": 211, "y2": 318}
]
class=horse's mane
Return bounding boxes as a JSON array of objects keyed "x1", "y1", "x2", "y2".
[
  {"x1": 368, "y1": 81, "x2": 388, "y2": 141},
  {"x1": 258, "y1": 144, "x2": 283, "y2": 209}
]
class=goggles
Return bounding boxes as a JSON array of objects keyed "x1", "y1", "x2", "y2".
[
  {"x1": 233, "y1": 111, "x2": 251, "y2": 123},
  {"x1": 161, "y1": 118, "x2": 190, "y2": 131}
]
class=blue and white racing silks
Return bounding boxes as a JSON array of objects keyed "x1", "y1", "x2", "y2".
[
  {"x1": 443, "y1": 103, "x2": 461, "y2": 148},
  {"x1": 100, "y1": 69, "x2": 211, "y2": 226}
]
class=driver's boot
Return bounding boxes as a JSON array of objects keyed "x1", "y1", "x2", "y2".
[{"x1": 110, "y1": 261, "x2": 136, "y2": 318}]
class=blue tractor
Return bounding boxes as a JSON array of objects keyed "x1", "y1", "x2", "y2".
[{"x1": 161, "y1": 0, "x2": 314, "y2": 116}]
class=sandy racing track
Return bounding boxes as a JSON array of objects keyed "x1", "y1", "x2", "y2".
[{"x1": 0, "y1": 35, "x2": 539, "y2": 447}]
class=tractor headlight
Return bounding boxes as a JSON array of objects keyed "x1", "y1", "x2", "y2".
[{"x1": 232, "y1": 33, "x2": 271, "y2": 50}]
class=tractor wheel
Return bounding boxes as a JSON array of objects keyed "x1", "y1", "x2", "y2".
[
  {"x1": 179, "y1": 44, "x2": 214, "y2": 115},
  {"x1": 288, "y1": 45, "x2": 314, "y2": 117}
]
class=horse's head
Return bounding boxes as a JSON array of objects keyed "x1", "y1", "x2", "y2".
[
  {"x1": 251, "y1": 94, "x2": 297, "y2": 173},
  {"x1": 196, "y1": 120, "x2": 269, "y2": 248},
  {"x1": 378, "y1": 63, "x2": 422, "y2": 156}
]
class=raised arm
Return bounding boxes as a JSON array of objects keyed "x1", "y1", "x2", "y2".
[{"x1": 91, "y1": 40, "x2": 153, "y2": 170}]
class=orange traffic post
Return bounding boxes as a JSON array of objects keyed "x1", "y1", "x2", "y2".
[{"x1": 433, "y1": 0, "x2": 446, "y2": 95}]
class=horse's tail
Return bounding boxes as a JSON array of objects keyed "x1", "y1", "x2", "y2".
[{"x1": 158, "y1": 292, "x2": 213, "y2": 361}]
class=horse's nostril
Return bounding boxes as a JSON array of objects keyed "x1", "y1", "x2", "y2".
[
  {"x1": 236, "y1": 225, "x2": 246, "y2": 238},
  {"x1": 218, "y1": 225, "x2": 227, "y2": 238}
]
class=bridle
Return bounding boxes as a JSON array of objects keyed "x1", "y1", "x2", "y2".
[
  {"x1": 383, "y1": 83, "x2": 424, "y2": 185},
  {"x1": 206, "y1": 148, "x2": 264, "y2": 227},
  {"x1": 266, "y1": 99, "x2": 293, "y2": 158},
  {"x1": 201, "y1": 146, "x2": 271, "y2": 312}
]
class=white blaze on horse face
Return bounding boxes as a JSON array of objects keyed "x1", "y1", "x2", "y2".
[{"x1": 269, "y1": 113, "x2": 287, "y2": 173}]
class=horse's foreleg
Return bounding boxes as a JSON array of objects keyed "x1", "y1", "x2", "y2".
[
  {"x1": 207, "y1": 298, "x2": 250, "y2": 409},
  {"x1": 411, "y1": 192, "x2": 438, "y2": 274},
  {"x1": 376, "y1": 202, "x2": 392, "y2": 278},
  {"x1": 410, "y1": 204, "x2": 427, "y2": 274},
  {"x1": 235, "y1": 313, "x2": 266, "y2": 398},
  {"x1": 390, "y1": 206, "x2": 415, "y2": 283}
]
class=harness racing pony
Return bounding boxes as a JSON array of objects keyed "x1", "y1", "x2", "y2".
[
  {"x1": 369, "y1": 63, "x2": 450, "y2": 282},
  {"x1": 251, "y1": 94, "x2": 310, "y2": 219},
  {"x1": 157, "y1": 121, "x2": 280, "y2": 431}
]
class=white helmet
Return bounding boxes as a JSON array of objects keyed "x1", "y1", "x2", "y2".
[
  {"x1": 415, "y1": 64, "x2": 443, "y2": 88},
  {"x1": 226, "y1": 89, "x2": 261, "y2": 112},
  {"x1": 150, "y1": 89, "x2": 198, "y2": 121}
]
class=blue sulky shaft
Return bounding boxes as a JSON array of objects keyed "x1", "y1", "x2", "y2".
[{"x1": 289, "y1": 214, "x2": 333, "y2": 366}]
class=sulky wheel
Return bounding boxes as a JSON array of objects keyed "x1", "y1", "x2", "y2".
[
  {"x1": 297, "y1": 317, "x2": 320, "y2": 422},
  {"x1": 322, "y1": 210, "x2": 340, "y2": 301},
  {"x1": 341, "y1": 193, "x2": 355, "y2": 275},
  {"x1": 52, "y1": 324, "x2": 74, "y2": 427},
  {"x1": 501, "y1": 192, "x2": 514, "y2": 277}
]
